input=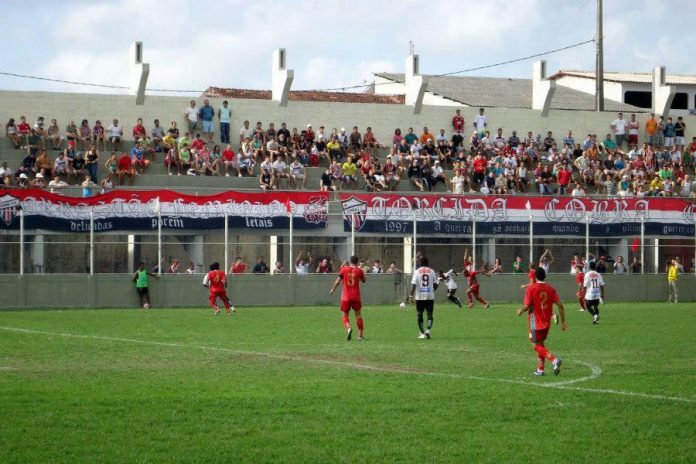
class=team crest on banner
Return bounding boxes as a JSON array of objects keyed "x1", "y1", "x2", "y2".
[
  {"x1": 341, "y1": 196, "x2": 367, "y2": 231},
  {"x1": 0, "y1": 194, "x2": 20, "y2": 226}
]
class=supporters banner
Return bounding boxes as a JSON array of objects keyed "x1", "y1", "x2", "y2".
[
  {"x1": 340, "y1": 194, "x2": 696, "y2": 237},
  {"x1": 0, "y1": 189, "x2": 329, "y2": 232}
]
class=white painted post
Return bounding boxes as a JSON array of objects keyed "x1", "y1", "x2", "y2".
[
  {"x1": 224, "y1": 214, "x2": 229, "y2": 275},
  {"x1": 350, "y1": 214, "x2": 356, "y2": 257},
  {"x1": 640, "y1": 217, "x2": 645, "y2": 275},
  {"x1": 653, "y1": 238, "x2": 659, "y2": 275},
  {"x1": 157, "y1": 209, "x2": 162, "y2": 276},
  {"x1": 412, "y1": 208, "x2": 417, "y2": 263},
  {"x1": 528, "y1": 219, "x2": 533, "y2": 269},
  {"x1": 89, "y1": 209, "x2": 95, "y2": 276},
  {"x1": 585, "y1": 215, "x2": 590, "y2": 267},
  {"x1": 19, "y1": 209, "x2": 24, "y2": 276},
  {"x1": 472, "y1": 217, "x2": 477, "y2": 269},
  {"x1": 288, "y1": 210, "x2": 293, "y2": 276}
]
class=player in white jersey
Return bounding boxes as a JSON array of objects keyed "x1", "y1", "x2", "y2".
[
  {"x1": 438, "y1": 269, "x2": 463, "y2": 308},
  {"x1": 582, "y1": 261, "x2": 605, "y2": 324},
  {"x1": 410, "y1": 256, "x2": 438, "y2": 339}
]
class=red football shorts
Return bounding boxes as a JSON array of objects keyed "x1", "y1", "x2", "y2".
[
  {"x1": 529, "y1": 328, "x2": 549, "y2": 343},
  {"x1": 340, "y1": 299, "x2": 362, "y2": 313},
  {"x1": 628, "y1": 134, "x2": 638, "y2": 145},
  {"x1": 209, "y1": 290, "x2": 228, "y2": 302},
  {"x1": 468, "y1": 284, "x2": 480, "y2": 296}
]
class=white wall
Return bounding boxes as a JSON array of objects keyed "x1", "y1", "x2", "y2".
[{"x1": 1, "y1": 89, "x2": 694, "y2": 146}]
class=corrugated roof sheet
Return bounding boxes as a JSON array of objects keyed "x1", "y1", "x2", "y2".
[
  {"x1": 204, "y1": 87, "x2": 404, "y2": 104},
  {"x1": 374, "y1": 73, "x2": 644, "y2": 112},
  {"x1": 550, "y1": 70, "x2": 696, "y2": 85}
]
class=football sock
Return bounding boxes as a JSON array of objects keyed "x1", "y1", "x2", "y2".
[
  {"x1": 356, "y1": 316, "x2": 364, "y2": 336},
  {"x1": 477, "y1": 297, "x2": 488, "y2": 305},
  {"x1": 534, "y1": 344, "x2": 556, "y2": 362},
  {"x1": 342, "y1": 315, "x2": 351, "y2": 330},
  {"x1": 537, "y1": 355, "x2": 545, "y2": 371},
  {"x1": 417, "y1": 312, "x2": 425, "y2": 333},
  {"x1": 467, "y1": 293, "x2": 474, "y2": 303},
  {"x1": 426, "y1": 310, "x2": 434, "y2": 330},
  {"x1": 448, "y1": 295, "x2": 461, "y2": 306},
  {"x1": 579, "y1": 298, "x2": 586, "y2": 310},
  {"x1": 586, "y1": 304, "x2": 595, "y2": 316}
]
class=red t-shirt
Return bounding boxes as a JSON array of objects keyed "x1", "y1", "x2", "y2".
[
  {"x1": 576, "y1": 271, "x2": 585, "y2": 285},
  {"x1": 524, "y1": 282, "x2": 560, "y2": 330},
  {"x1": 191, "y1": 138, "x2": 205, "y2": 150},
  {"x1": 132, "y1": 124, "x2": 146, "y2": 138},
  {"x1": 222, "y1": 149, "x2": 235, "y2": 161},
  {"x1": 207, "y1": 270, "x2": 226, "y2": 292},
  {"x1": 557, "y1": 169, "x2": 572, "y2": 186},
  {"x1": 452, "y1": 115, "x2": 465, "y2": 131},
  {"x1": 118, "y1": 155, "x2": 131, "y2": 170},
  {"x1": 18, "y1": 122, "x2": 30, "y2": 134},
  {"x1": 231, "y1": 262, "x2": 247, "y2": 274},
  {"x1": 473, "y1": 157, "x2": 487, "y2": 174},
  {"x1": 339, "y1": 265, "x2": 365, "y2": 301}
]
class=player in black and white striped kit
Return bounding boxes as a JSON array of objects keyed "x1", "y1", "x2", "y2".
[
  {"x1": 410, "y1": 256, "x2": 438, "y2": 339},
  {"x1": 438, "y1": 269, "x2": 463, "y2": 309}
]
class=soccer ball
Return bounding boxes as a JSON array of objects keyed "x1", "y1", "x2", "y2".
[
  {"x1": 399, "y1": 302, "x2": 406, "y2": 309},
  {"x1": 143, "y1": 303, "x2": 150, "y2": 309}
]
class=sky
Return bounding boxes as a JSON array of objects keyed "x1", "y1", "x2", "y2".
[{"x1": 1, "y1": 0, "x2": 694, "y2": 95}]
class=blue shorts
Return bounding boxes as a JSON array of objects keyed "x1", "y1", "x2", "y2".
[{"x1": 202, "y1": 120, "x2": 214, "y2": 133}]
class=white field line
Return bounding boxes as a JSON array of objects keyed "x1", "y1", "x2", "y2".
[{"x1": 0, "y1": 326, "x2": 693, "y2": 404}]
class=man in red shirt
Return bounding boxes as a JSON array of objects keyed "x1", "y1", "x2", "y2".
[
  {"x1": 574, "y1": 264, "x2": 587, "y2": 311},
  {"x1": 452, "y1": 109, "x2": 465, "y2": 133},
  {"x1": 203, "y1": 262, "x2": 234, "y2": 316},
  {"x1": 516, "y1": 267, "x2": 568, "y2": 376},
  {"x1": 132, "y1": 118, "x2": 146, "y2": 140},
  {"x1": 464, "y1": 268, "x2": 490, "y2": 309},
  {"x1": 229, "y1": 257, "x2": 247, "y2": 274},
  {"x1": 117, "y1": 152, "x2": 135, "y2": 185},
  {"x1": 330, "y1": 255, "x2": 366, "y2": 340},
  {"x1": 221, "y1": 144, "x2": 238, "y2": 177},
  {"x1": 472, "y1": 153, "x2": 487, "y2": 188},
  {"x1": 556, "y1": 164, "x2": 573, "y2": 195}
]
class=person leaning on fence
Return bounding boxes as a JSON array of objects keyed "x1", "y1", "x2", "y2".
[
  {"x1": 667, "y1": 258, "x2": 681, "y2": 303},
  {"x1": 133, "y1": 262, "x2": 158, "y2": 309}
]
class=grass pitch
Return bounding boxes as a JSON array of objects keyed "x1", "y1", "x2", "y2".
[{"x1": 0, "y1": 302, "x2": 694, "y2": 463}]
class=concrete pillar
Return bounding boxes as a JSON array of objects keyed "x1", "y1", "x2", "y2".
[
  {"x1": 272, "y1": 48, "x2": 294, "y2": 107},
  {"x1": 183, "y1": 235, "x2": 205, "y2": 274},
  {"x1": 532, "y1": 60, "x2": 556, "y2": 117},
  {"x1": 405, "y1": 54, "x2": 426, "y2": 114},
  {"x1": 403, "y1": 237, "x2": 413, "y2": 274},
  {"x1": 333, "y1": 237, "x2": 350, "y2": 265},
  {"x1": 609, "y1": 239, "x2": 629, "y2": 269},
  {"x1": 270, "y1": 235, "x2": 278, "y2": 274},
  {"x1": 129, "y1": 41, "x2": 150, "y2": 105},
  {"x1": 652, "y1": 66, "x2": 675, "y2": 117},
  {"x1": 127, "y1": 234, "x2": 135, "y2": 272},
  {"x1": 486, "y1": 238, "x2": 496, "y2": 268},
  {"x1": 31, "y1": 234, "x2": 44, "y2": 274}
]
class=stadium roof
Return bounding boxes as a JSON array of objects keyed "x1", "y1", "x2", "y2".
[
  {"x1": 373, "y1": 73, "x2": 645, "y2": 112},
  {"x1": 204, "y1": 87, "x2": 404, "y2": 104},
  {"x1": 549, "y1": 70, "x2": 696, "y2": 85}
]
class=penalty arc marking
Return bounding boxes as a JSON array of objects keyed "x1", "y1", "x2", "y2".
[{"x1": 0, "y1": 326, "x2": 693, "y2": 404}]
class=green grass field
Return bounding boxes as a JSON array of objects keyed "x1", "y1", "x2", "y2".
[{"x1": 0, "y1": 302, "x2": 694, "y2": 463}]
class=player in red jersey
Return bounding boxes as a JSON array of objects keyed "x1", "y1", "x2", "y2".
[
  {"x1": 574, "y1": 264, "x2": 587, "y2": 311},
  {"x1": 330, "y1": 255, "x2": 367, "y2": 341},
  {"x1": 516, "y1": 267, "x2": 568, "y2": 376},
  {"x1": 464, "y1": 268, "x2": 490, "y2": 309},
  {"x1": 203, "y1": 262, "x2": 234, "y2": 316}
]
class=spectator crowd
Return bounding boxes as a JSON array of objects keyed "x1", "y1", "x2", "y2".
[{"x1": 3, "y1": 103, "x2": 696, "y2": 197}]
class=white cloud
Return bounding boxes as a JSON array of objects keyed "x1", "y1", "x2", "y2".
[{"x1": 2, "y1": 0, "x2": 695, "y2": 95}]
